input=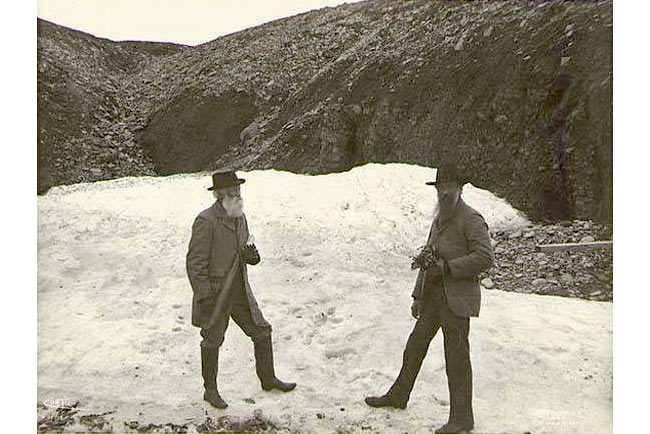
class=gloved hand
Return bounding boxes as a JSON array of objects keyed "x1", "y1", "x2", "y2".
[
  {"x1": 411, "y1": 245, "x2": 438, "y2": 270},
  {"x1": 411, "y1": 299, "x2": 421, "y2": 319},
  {"x1": 242, "y1": 244, "x2": 261, "y2": 265}
]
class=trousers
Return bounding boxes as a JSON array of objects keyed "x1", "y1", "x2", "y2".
[
  {"x1": 389, "y1": 278, "x2": 474, "y2": 424},
  {"x1": 199, "y1": 276, "x2": 272, "y2": 349}
]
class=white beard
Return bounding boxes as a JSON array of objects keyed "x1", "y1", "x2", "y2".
[{"x1": 222, "y1": 199, "x2": 244, "y2": 218}]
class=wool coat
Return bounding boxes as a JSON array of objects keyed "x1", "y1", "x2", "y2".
[
  {"x1": 411, "y1": 198, "x2": 494, "y2": 318},
  {"x1": 186, "y1": 202, "x2": 268, "y2": 328}
]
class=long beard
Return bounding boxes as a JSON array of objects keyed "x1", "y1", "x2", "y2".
[
  {"x1": 435, "y1": 197, "x2": 458, "y2": 221},
  {"x1": 222, "y1": 199, "x2": 244, "y2": 218}
]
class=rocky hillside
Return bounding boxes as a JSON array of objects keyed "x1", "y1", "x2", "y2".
[
  {"x1": 37, "y1": 0, "x2": 612, "y2": 221},
  {"x1": 37, "y1": 19, "x2": 185, "y2": 193}
]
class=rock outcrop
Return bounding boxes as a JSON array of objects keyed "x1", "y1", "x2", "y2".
[{"x1": 37, "y1": 0, "x2": 612, "y2": 221}]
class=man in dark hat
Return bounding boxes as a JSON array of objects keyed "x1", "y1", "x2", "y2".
[
  {"x1": 364, "y1": 164, "x2": 494, "y2": 433},
  {"x1": 186, "y1": 171, "x2": 296, "y2": 409}
]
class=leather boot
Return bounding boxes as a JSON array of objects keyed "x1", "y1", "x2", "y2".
[
  {"x1": 435, "y1": 420, "x2": 474, "y2": 433},
  {"x1": 364, "y1": 394, "x2": 407, "y2": 409},
  {"x1": 365, "y1": 318, "x2": 438, "y2": 410},
  {"x1": 201, "y1": 346, "x2": 228, "y2": 409},
  {"x1": 253, "y1": 335, "x2": 296, "y2": 392}
]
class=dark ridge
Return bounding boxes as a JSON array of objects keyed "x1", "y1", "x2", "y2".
[{"x1": 37, "y1": 1, "x2": 612, "y2": 222}]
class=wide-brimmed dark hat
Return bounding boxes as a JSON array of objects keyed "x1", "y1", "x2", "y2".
[
  {"x1": 425, "y1": 163, "x2": 468, "y2": 186},
  {"x1": 207, "y1": 171, "x2": 246, "y2": 191}
]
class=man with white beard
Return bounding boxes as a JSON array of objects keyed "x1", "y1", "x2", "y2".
[
  {"x1": 364, "y1": 164, "x2": 494, "y2": 434},
  {"x1": 186, "y1": 171, "x2": 296, "y2": 409}
]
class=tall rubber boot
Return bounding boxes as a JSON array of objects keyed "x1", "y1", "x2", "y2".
[
  {"x1": 253, "y1": 335, "x2": 297, "y2": 392},
  {"x1": 201, "y1": 346, "x2": 228, "y2": 409}
]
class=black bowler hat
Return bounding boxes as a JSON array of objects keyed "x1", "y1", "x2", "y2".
[
  {"x1": 207, "y1": 171, "x2": 246, "y2": 191},
  {"x1": 425, "y1": 163, "x2": 468, "y2": 186}
]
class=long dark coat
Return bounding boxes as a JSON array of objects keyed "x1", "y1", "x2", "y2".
[
  {"x1": 411, "y1": 198, "x2": 494, "y2": 318},
  {"x1": 186, "y1": 202, "x2": 268, "y2": 328}
]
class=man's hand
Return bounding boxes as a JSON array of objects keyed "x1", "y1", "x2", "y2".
[
  {"x1": 411, "y1": 245, "x2": 439, "y2": 270},
  {"x1": 242, "y1": 244, "x2": 261, "y2": 265},
  {"x1": 411, "y1": 299, "x2": 420, "y2": 319}
]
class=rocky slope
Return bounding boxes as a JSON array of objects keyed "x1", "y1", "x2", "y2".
[
  {"x1": 37, "y1": 20, "x2": 184, "y2": 193},
  {"x1": 486, "y1": 219, "x2": 613, "y2": 301},
  {"x1": 37, "y1": 0, "x2": 612, "y2": 221}
]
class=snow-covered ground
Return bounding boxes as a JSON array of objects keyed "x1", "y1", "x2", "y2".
[{"x1": 37, "y1": 163, "x2": 611, "y2": 433}]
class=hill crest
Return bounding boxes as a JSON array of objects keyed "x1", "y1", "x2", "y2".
[{"x1": 37, "y1": 0, "x2": 613, "y2": 221}]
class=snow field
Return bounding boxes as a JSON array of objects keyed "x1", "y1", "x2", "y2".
[{"x1": 38, "y1": 164, "x2": 610, "y2": 433}]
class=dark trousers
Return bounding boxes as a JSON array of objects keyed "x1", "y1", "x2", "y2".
[
  {"x1": 388, "y1": 282, "x2": 474, "y2": 425},
  {"x1": 199, "y1": 283, "x2": 271, "y2": 350}
]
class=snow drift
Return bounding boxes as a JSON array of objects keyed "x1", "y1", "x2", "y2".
[{"x1": 37, "y1": 164, "x2": 611, "y2": 433}]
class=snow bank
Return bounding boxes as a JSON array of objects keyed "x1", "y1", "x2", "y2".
[{"x1": 38, "y1": 164, "x2": 610, "y2": 433}]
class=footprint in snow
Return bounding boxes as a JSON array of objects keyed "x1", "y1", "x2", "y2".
[{"x1": 324, "y1": 347, "x2": 356, "y2": 360}]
